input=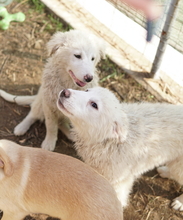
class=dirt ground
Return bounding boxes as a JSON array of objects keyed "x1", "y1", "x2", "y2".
[{"x1": 0, "y1": 1, "x2": 183, "y2": 220}]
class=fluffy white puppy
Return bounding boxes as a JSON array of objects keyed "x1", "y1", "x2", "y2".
[
  {"x1": 0, "y1": 30, "x2": 105, "y2": 151},
  {"x1": 57, "y1": 87, "x2": 183, "y2": 211}
]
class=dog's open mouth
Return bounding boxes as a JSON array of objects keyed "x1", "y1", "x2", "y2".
[
  {"x1": 57, "y1": 98, "x2": 73, "y2": 116},
  {"x1": 69, "y1": 70, "x2": 86, "y2": 87}
]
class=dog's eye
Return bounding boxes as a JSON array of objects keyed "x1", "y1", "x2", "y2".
[
  {"x1": 74, "y1": 54, "x2": 81, "y2": 59},
  {"x1": 91, "y1": 57, "x2": 95, "y2": 61},
  {"x1": 91, "y1": 102, "x2": 98, "y2": 109}
]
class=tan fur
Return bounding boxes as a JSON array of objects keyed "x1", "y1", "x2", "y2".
[
  {"x1": 0, "y1": 30, "x2": 105, "y2": 151},
  {"x1": 0, "y1": 148, "x2": 13, "y2": 176},
  {"x1": 57, "y1": 87, "x2": 183, "y2": 211},
  {"x1": 0, "y1": 139, "x2": 123, "y2": 220}
]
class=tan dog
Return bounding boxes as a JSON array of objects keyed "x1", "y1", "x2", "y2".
[
  {"x1": 57, "y1": 87, "x2": 183, "y2": 211},
  {"x1": 0, "y1": 29, "x2": 105, "y2": 151},
  {"x1": 0, "y1": 139, "x2": 123, "y2": 220}
]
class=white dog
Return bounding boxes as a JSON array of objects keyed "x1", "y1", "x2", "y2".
[
  {"x1": 0, "y1": 30, "x2": 105, "y2": 151},
  {"x1": 0, "y1": 139, "x2": 123, "y2": 220},
  {"x1": 57, "y1": 87, "x2": 183, "y2": 211}
]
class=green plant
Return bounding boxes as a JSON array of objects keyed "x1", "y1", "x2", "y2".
[
  {"x1": 29, "y1": 0, "x2": 45, "y2": 13},
  {"x1": 28, "y1": 0, "x2": 72, "y2": 33}
]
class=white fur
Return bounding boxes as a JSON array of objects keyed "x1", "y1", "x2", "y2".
[
  {"x1": 0, "y1": 139, "x2": 123, "y2": 220},
  {"x1": 57, "y1": 87, "x2": 183, "y2": 210},
  {"x1": 0, "y1": 30, "x2": 105, "y2": 151},
  {"x1": 0, "y1": 90, "x2": 36, "y2": 105}
]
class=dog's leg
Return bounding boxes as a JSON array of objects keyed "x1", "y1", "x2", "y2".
[
  {"x1": 14, "y1": 88, "x2": 44, "y2": 136},
  {"x1": 58, "y1": 117, "x2": 74, "y2": 141},
  {"x1": 158, "y1": 157, "x2": 183, "y2": 211},
  {"x1": 172, "y1": 194, "x2": 183, "y2": 211},
  {"x1": 157, "y1": 157, "x2": 183, "y2": 184},
  {"x1": 157, "y1": 166, "x2": 170, "y2": 179},
  {"x1": 114, "y1": 176, "x2": 134, "y2": 207},
  {"x1": 41, "y1": 106, "x2": 58, "y2": 151},
  {"x1": 14, "y1": 111, "x2": 39, "y2": 135}
]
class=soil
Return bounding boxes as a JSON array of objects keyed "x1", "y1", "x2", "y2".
[{"x1": 0, "y1": 1, "x2": 183, "y2": 220}]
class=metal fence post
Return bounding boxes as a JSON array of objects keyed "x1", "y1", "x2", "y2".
[{"x1": 150, "y1": 0, "x2": 180, "y2": 78}]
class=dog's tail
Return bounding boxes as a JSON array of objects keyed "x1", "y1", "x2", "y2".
[{"x1": 0, "y1": 89, "x2": 36, "y2": 105}]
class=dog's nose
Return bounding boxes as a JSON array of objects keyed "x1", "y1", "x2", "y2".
[
  {"x1": 60, "y1": 89, "x2": 71, "y2": 98},
  {"x1": 84, "y1": 74, "x2": 93, "y2": 82}
]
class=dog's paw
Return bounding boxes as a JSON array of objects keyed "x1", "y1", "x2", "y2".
[
  {"x1": 157, "y1": 166, "x2": 170, "y2": 178},
  {"x1": 14, "y1": 123, "x2": 27, "y2": 136},
  {"x1": 41, "y1": 139, "x2": 55, "y2": 151},
  {"x1": 171, "y1": 196, "x2": 183, "y2": 211}
]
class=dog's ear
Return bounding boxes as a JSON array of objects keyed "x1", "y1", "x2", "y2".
[
  {"x1": 0, "y1": 148, "x2": 14, "y2": 177},
  {"x1": 47, "y1": 32, "x2": 67, "y2": 56},
  {"x1": 112, "y1": 121, "x2": 128, "y2": 143},
  {"x1": 98, "y1": 38, "x2": 106, "y2": 59},
  {"x1": 92, "y1": 35, "x2": 106, "y2": 60},
  {"x1": 48, "y1": 44, "x2": 60, "y2": 57}
]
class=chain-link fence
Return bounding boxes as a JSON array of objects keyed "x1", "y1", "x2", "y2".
[{"x1": 106, "y1": 0, "x2": 183, "y2": 54}]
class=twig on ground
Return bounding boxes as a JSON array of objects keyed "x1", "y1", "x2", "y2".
[{"x1": 0, "y1": 56, "x2": 9, "y2": 76}]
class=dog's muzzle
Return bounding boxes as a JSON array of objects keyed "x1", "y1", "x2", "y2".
[
  {"x1": 60, "y1": 89, "x2": 71, "y2": 98},
  {"x1": 57, "y1": 89, "x2": 73, "y2": 116}
]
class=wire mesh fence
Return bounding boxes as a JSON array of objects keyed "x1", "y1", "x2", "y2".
[
  {"x1": 106, "y1": 0, "x2": 183, "y2": 54},
  {"x1": 170, "y1": 0, "x2": 183, "y2": 53}
]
